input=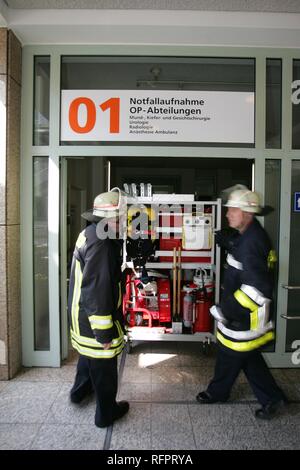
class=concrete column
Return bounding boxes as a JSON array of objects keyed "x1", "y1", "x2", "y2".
[{"x1": 0, "y1": 28, "x2": 22, "y2": 380}]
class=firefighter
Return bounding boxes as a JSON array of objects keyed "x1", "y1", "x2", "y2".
[
  {"x1": 196, "y1": 188, "x2": 288, "y2": 420},
  {"x1": 68, "y1": 188, "x2": 129, "y2": 428}
]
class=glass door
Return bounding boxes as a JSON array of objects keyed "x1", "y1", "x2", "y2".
[
  {"x1": 60, "y1": 156, "x2": 107, "y2": 361},
  {"x1": 282, "y1": 160, "x2": 300, "y2": 365},
  {"x1": 266, "y1": 159, "x2": 300, "y2": 367}
]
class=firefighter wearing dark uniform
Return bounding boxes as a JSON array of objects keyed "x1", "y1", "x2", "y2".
[
  {"x1": 196, "y1": 188, "x2": 287, "y2": 420},
  {"x1": 68, "y1": 188, "x2": 129, "y2": 428}
]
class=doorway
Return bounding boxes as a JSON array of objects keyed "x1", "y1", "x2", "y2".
[{"x1": 60, "y1": 156, "x2": 253, "y2": 361}]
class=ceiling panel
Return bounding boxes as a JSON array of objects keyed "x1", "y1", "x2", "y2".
[{"x1": 6, "y1": 0, "x2": 300, "y2": 13}]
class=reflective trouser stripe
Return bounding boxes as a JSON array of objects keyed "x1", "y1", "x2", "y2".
[
  {"x1": 217, "y1": 330, "x2": 275, "y2": 352},
  {"x1": 234, "y1": 289, "x2": 259, "y2": 331},
  {"x1": 71, "y1": 259, "x2": 82, "y2": 335}
]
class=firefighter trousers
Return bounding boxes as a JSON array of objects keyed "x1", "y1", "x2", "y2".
[
  {"x1": 70, "y1": 354, "x2": 118, "y2": 427},
  {"x1": 207, "y1": 344, "x2": 286, "y2": 406}
]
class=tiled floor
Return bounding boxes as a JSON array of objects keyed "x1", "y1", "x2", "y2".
[{"x1": 1, "y1": 341, "x2": 300, "y2": 450}]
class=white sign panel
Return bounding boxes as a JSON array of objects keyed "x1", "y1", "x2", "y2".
[{"x1": 61, "y1": 90, "x2": 254, "y2": 143}]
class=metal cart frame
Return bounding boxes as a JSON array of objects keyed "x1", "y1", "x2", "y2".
[{"x1": 122, "y1": 195, "x2": 222, "y2": 352}]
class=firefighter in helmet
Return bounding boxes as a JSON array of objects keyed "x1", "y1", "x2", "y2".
[
  {"x1": 196, "y1": 187, "x2": 288, "y2": 419},
  {"x1": 68, "y1": 188, "x2": 129, "y2": 428}
]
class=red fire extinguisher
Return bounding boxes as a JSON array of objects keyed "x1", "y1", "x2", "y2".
[{"x1": 193, "y1": 270, "x2": 214, "y2": 333}]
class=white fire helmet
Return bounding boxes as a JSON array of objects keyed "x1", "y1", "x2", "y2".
[
  {"x1": 82, "y1": 187, "x2": 127, "y2": 220},
  {"x1": 92, "y1": 187, "x2": 127, "y2": 218},
  {"x1": 224, "y1": 189, "x2": 261, "y2": 214}
]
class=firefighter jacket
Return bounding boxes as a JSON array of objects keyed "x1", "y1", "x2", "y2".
[
  {"x1": 217, "y1": 218, "x2": 275, "y2": 353},
  {"x1": 68, "y1": 223, "x2": 124, "y2": 359}
]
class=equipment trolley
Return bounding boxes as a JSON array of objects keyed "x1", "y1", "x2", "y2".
[{"x1": 121, "y1": 193, "x2": 222, "y2": 353}]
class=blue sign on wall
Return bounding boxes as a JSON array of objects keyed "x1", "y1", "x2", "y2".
[{"x1": 294, "y1": 192, "x2": 300, "y2": 212}]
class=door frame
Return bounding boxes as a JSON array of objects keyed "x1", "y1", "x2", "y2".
[{"x1": 20, "y1": 44, "x2": 300, "y2": 367}]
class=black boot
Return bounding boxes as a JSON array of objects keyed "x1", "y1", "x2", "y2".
[
  {"x1": 96, "y1": 401, "x2": 130, "y2": 428},
  {"x1": 255, "y1": 399, "x2": 287, "y2": 420},
  {"x1": 113, "y1": 401, "x2": 130, "y2": 422},
  {"x1": 196, "y1": 391, "x2": 218, "y2": 404}
]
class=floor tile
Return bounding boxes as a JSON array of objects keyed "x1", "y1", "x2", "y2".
[
  {"x1": 249, "y1": 402, "x2": 300, "y2": 425},
  {"x1": 151, "y1": 383, "x2": 187, "y2": 402},
  {"x1": 151, "y1": 429, "x2": 196, "y2": 450},
  {"x1": 180, "y1": 366, "x2": 212, "y2": 385},
  {"x1": 0, "y1": 424, "x2": 40, "y2": 450},
  {"x1": 31, "y1": 424, "x2": 106, "y2": 450},
  {"x1": 151, "y1": 367, "x2": 184, "y2": 384},
  {"x1": 118, "y1": 382, "x2": 151, "y2": 402},
  {"x1": 45, "y1": 383, "x2": 95, "y2": 424},
  {"x1": 151, "y1": 404, "x2": 192, "y2": 433},
  {"x1": 122, "y1": 365, "x2": 152, "y2": 384},
  {"x1": 270, "y1": 368, "x2": 291, "y2": 384},
  {"x1": 261, "y1": 424, "x2": 300, "y2": 449},
  {"x1": 1, "y1": 340, "x2": 299, "y2": 451},
  {"x1": 183, "y1": 383, "x2": 208, "y2": 402},
  {"x1": 0, "y1": 382, "x2": 8, "y2": 393},
  {"x1": 110, "y1": 403, "x2": 151, "y2": 450},
  {"x1": 230, "y1": 383, "x2": 256, "y2": 402},
  {"x1": 189, "y1": 403, "x2": 256, "y2": 426},
  {"x1": 13, "y1": 365, "x2": 76, "y2": 383},
  {"x1": 282, "y1": 368, "x2": 300, "y2": 384},
  {"x1": 192, "y1": 424, "x2": 270, "y2": 450},
  {"x1": 179, "y1": 353, "x2": 215, "y2": 368},
  {"x1": 110, "y1": 432, "x2": 151, "y2": 450},
  {"x1": 138, "y1": 352, "x2": 182, "y2": 369},
  {"x1": 0, "y1": 382, "x2": 62, "y2": 424},
  {"x1": 281, "y1": 384, "x2": 300, "y2": 401}
]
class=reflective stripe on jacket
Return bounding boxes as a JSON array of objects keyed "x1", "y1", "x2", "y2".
[
  {"x1": 217, "y1": 218, "x2": 275, "y2": 353},
  {"x1": 68, "y1": 223, "x2": 124, "y2": 359}
]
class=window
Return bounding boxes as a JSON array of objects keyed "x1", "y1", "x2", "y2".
[
  {"x1": 33, "y1": 56, "x2": 50, "y2": 146},
  {"x1": 266, "y1": 59, "x2": 282, "y2": 149},
  {"x1": 33, "y1": 157, "x2": 49, "y2": 350},
  {"x1": 292, "y1": 60, "x2": 300, "y2": 149}
]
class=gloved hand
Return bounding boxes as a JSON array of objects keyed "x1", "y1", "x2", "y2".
[
  {"x1": 215, "y1": 229, "x2": 238, "y2": 251},
  {"x1": 210, "y1": 305, "x2": 227, "y2": 325},
  {"x1": 94, "y1": 333, "x2": 113, "y2": 346}
]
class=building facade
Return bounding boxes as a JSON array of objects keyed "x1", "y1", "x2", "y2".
[{"x1": 1, "y1": 1, "x2": 300, "y2": 379}]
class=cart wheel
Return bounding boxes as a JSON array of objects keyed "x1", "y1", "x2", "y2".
[
  {"x1": 201, "y1": 342, "x2": 210, "y2": 356},
  {"x1": 125, "y1": 341, "x2": 133, "y2": 354}
]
